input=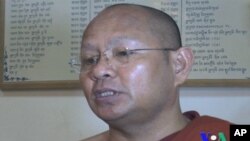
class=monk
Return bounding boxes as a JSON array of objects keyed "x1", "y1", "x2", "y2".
[{"x1": 79, "y1": 4, "x2": 230, "y2": 141}]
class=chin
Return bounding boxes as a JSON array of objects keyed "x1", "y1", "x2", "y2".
[
  {"x1": 98, "y1": 112, "x2": 127, "y2": 123},
  {"x1": 94, "y1": 106, "x2": 131, "y2": 122}
]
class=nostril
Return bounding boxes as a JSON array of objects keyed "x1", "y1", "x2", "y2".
[{"x1": 103, "y1": 74, "x2": 111, "y2": 78}]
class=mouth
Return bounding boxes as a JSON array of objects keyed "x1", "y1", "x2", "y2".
[
  {"x1": 91, "y1": 88, "x2": 127, "y2": 106},
  {"x1": 94, "y1": 89, "x2": 120, "y2": 99}
]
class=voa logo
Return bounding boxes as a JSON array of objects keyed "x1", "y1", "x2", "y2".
[{"x1": 200, "y1": 132, "x2": 227, "y2": 141}]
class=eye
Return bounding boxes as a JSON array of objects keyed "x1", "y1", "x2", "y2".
[
  {"x1": 113, "y1": 47, "x2": 135, "y2": 58},
  {"x1": 82, "y1": 56, "x2": 99, "y2": 66},
  {"x1": 116, "y1": 50, "x2": 129, "y2": 57}
]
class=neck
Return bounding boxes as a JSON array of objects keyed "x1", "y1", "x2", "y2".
[{"x1": 106, "y1": 100, "x2": 189, "y2": 141}]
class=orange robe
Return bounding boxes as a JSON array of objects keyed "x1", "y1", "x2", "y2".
[{"x1": 160, "y1": 111, "x2": 231, "y2": 141}]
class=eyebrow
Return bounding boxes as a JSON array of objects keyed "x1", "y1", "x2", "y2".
[
  {"x1": 81, "y1": 43, "x2": 98, "y2": 52},
  {"x1": 81, "y1": 35, "x2": 143, "y2": 52},
  {"x1": 108, "y1": 36, "x2": 137, "y2": 44},
  {"x1": 107, "y1": 36, "x2": 143, "y2": 49}
]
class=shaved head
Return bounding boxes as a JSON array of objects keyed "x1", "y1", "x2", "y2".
[{"x1": 83, "y1": 4, "x2": 182, "y2": 50}]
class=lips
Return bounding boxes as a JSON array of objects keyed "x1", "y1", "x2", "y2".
[
  {"x1": 98, "y1": 91, "x2": 115, "y2": 97},
  {"x1": 94, "y1": 89, "x2": 120, "y2": 99}
]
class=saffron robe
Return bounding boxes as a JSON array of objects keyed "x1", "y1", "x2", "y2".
[{"x1": 160, "y1": 111, "x2": 230, "y2": 141}]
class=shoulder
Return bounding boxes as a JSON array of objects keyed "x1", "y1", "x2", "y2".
[
  {"x1": 192, "y1": 115, "x2": 231, "y2": 129},
  {"x1": 184, "y1": 111, "x2": 231, "y2": 129},
  {"x1": 183, "y1": 114, "x2": 231, "y2": 134},
  {"x1": 81, "y1": 131, "x2": 109, "y2": 141},
  {"x1": 170, "y1": 112, "x2": 231, "y2": 141},
  {"x1": 184, "y1": 115, "x2": 231, "y2": 140}
]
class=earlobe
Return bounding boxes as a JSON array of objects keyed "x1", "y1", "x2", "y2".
[{"x1": 174, "y1": 47, "x2": 194, "y2": 86}]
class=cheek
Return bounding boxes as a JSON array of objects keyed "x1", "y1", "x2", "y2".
[
  {"x1": 130, "y1": 65, "x2": 148, "y2": 88},
  {"x1": 79, "y1": 73, "x2": 93, "y2": 97},
  {"x1": 119, "y1": 59, "x2": 174, "y2": 102},
  {"x1": 120, "y1": 64, "x2": 150, "y2": 96}
]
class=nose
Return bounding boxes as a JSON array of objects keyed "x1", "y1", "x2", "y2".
[{"x1": 89, "y1": 55, "x2": 117, "y2": 81}]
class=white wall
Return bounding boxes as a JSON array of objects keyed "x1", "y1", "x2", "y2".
[
  {"x1": 0, "y1": 87, "x2": 249, "y2": 141},
  {"x1": 180, "y1": 87, "x2": 250, "y2": 124}
]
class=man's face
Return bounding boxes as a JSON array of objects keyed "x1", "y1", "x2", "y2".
[{"x1": 80, "y1": 9, "x2": 177, "y2": 123}]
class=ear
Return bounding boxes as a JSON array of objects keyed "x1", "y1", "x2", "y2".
[{"x1": 173, "y1": 47, "x2": 194, "y2": 86}]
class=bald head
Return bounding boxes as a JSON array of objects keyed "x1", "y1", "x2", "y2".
[
  {"x1": 107, "y1": 4, "x2": 182, "y2": 48},
  {"x1": 83, "y1": 4, "x2": 182, "y2": 50}
]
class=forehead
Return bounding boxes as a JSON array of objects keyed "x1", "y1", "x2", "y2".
[
  {"x1": 82, "y1": 36, "x2": 145, "y2": 51},
  {"x1": 82, "y1": 7, "x2": 159, "y2": 50}
]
